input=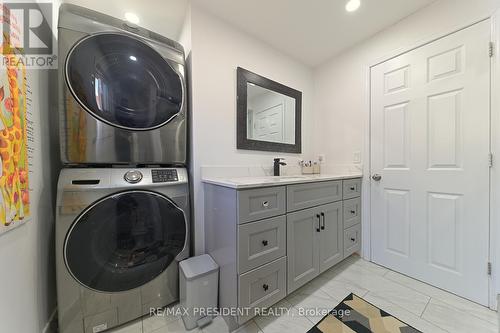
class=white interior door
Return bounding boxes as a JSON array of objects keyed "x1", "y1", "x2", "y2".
[
  {"x1": 253, "y1": 103, "x2": 285, "y2": 142},
  {"x1": 370, "y1": 20, "x2": 491, "y2": 305}
]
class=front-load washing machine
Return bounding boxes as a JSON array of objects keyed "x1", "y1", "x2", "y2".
[
  {"x1": 55, "y1": 168, "x2": 189, "y2": 333},
  {"x1": 58, "y1": 4, "x2": 187, "y2": 165}
]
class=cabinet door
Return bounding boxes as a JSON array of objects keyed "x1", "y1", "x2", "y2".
[
  {"x1": 286, "y1": 207, "x2": 320, "y2": 293},
  {"x1": 318, "y1": 202, "x2": 344, "y2": 273}
]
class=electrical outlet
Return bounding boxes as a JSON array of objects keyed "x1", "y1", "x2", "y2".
[
  {"x1": 318, "y1": 154, "x2": 326, "y2": 164},
  {"x1": 353, "y1": 151, "x2": 361, "y2": 164}
]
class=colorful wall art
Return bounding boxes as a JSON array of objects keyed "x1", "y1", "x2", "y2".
[{"x1": 0, "y1": 47, "x2": 31, "y2": 233}]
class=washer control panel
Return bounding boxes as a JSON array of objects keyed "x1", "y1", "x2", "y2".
[
  {"x1": 124, "y1": 170, "x2": 143, "y2": 183},
  {"x1": 152, "y1": 169, "x2": 178, "y2": 183}
]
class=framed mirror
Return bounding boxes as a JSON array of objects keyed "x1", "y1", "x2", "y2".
[{"x1": 237, "y1": 67, "x2": 302, "y2": 153}]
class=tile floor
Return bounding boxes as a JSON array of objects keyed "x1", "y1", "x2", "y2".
[{"x1": 110, "y1": 255, "x2": 498, "y2": 333}]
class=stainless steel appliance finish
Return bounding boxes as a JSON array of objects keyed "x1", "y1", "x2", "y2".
[
  {"x1": 55, "y1": 168, "x2": 190, "y2": 333},
  {"x1": 58, "y1": 4, "x2": 187, "y2": 165}
]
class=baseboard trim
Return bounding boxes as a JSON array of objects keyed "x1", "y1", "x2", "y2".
[{"x1": 42, "y1": 308, "x2": 57, "y2": 333}]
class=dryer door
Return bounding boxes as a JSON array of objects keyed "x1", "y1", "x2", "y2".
[
  {"x1": 65, "y1": 33, "x2": 183, "y2": 131},
  {"x1": 64, "y1": 190, "x2": 187, "y2": 293}
]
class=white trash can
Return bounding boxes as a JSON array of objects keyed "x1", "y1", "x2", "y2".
[{"x1": 179, "y1": 254, "x2": 219, "y2": 330}]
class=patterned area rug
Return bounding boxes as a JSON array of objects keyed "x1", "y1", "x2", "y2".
[{"x1": 307, "y1": 293, "x2": 422, "y2": 333}]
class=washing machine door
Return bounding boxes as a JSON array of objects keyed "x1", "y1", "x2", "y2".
[
  {"x1": 64, "y1": 190, "x2": 187, "y2": 293},
  {"x1": 65, "y1": 33, "x2": 183, "y2": 131}
]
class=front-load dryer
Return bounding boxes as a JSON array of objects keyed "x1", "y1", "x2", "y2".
[
  {"x1": 55, "y1": 168, "x2": 190, "y2": 333},
  {"x1": 58, "y1": 4, "x2": 187, "y2": 165}
]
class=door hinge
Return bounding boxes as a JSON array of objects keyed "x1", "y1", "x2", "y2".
[
  {"x1": 489, "y1": 153, "x2": 493, "y2": 167},
  {"x1": 488, "y1": 262, "x2": 492, "y2": 275},
  {"x1": 490, "y1": 42, "x2": 494, "y2": 57}
]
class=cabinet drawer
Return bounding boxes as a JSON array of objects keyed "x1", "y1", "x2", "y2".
[
  {"x1": 238, "y1": 257, "x2": 286, "y2": 314},
  {"x1": 343, "y1": 197, "x2": 361, "y2": 229},
  {"x1": 344, "y1": 224, "x2": 361, "y2": 258},
  {"x1": 238, "y1": 186, "x2": 286, "y2": 223},
  {"x1": 287, "y1": 181, "x2": 342, "y2": 212},
  {"x1": 343, "y1": 178, "x2": 361, "y2": 199},
  {"x1": 238, "y1": 216, "x2": 286, "y2": 273}
]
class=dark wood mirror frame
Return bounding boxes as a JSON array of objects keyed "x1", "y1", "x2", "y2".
[{"x1": 236, "y1": 67, "x2": 302, "y2": 153}]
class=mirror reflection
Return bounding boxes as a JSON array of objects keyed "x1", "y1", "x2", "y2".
[{"x1": 246, "y1": 83, "x2": 296, "y2": 144}]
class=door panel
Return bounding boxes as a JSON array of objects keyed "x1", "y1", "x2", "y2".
[
  {"x1": 319, "y1": 202, "x2": 343, "y2": 272},
  {"x1": 370, "y1": 20, "x2": 490, "y2": 305},
  {"x1": 254, "y1": 103, "x2": 285, "y2": 142},
  {"x1": 286, "y1": 207, "x2": 319, "y2": 293}
]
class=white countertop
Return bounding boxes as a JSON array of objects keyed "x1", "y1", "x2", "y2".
[{"x1": 202, "y1": 172, "x2": 362, "y2": 189}]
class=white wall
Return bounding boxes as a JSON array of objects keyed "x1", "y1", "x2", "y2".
[
  {"x1": 0, "y1": 2, "x2": 60, "y2": 331},
  {"x1": 313, "y1": 0, "x2": 499, "y2": 165},
  {"x1": 313, "y1": 0, "x2": 500, "y2": 306},
  {"x1": 189, "y1": 5, "x2": 314, "y2": 254}
]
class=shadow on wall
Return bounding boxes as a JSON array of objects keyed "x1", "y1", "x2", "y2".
[{"x1": 0, "y1": 1, "x2": 61, "y2": 332}]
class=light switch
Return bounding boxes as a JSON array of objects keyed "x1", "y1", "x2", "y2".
[{"x1": 353, "y1": 151, "x2": 361, "y2": 163}]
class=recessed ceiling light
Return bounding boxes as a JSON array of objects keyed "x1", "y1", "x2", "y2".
[
  {"x1": 345, "y1": 0, "x2": 361, "y2": 12},
  {"x1": 124, "y1": 12, "x2": 140, "y2": 24},
  {"x1": 129, "y1": 55, "x2": 137, "y2": 61}
]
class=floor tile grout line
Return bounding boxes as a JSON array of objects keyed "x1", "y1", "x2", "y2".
[
  {"x1": 364, "y1": 291, "x2": 452, "y2": 333},
  {"x1": 383, "y1": 266, "x2": 495, "y2": 311},
  {"x1": 382, "y1": 271, "x2": 497, "y2": 325},
  {"x1": 364, "y1": 290, "x2": 427, "y2": 317},
  {"x1": 420, "y1": 297, "x2": 432, "y2": 318},
  {"x1": 351, "y1": 262, "x2": 389, "y2": 277},
  {"x1": 289, "y1": 300, "x2": 316, "y2": 325}
]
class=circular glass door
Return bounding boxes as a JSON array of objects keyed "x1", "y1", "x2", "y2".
[
  {"x1": 64, "y1": 190, "x2": 186, "y2": 293},
  {"x1": 66, "y1": 33, "x2": 183, "y2": 130}
]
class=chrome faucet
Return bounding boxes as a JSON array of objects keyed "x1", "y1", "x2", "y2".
[{"x1": 273, "y1": 158, "x2": 287, "y2": 176}]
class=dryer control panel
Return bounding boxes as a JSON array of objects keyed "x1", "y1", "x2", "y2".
[{"x1": 152, "y1": 169, "x2": 178, "y2": 183}]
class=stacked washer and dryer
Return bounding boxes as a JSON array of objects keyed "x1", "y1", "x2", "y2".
[{"x1": 55, "y1": 4, "x2": 190, "y2": 333}]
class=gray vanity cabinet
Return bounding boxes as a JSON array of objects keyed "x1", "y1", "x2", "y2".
[
  {"x1": 286, "y1": 201, "x2": 343, "y2": 293},
  {"x1": 287, "y1": 180, "x2": 342, "y2": 212},
  {"x1": 204, "y1": 176, "x2": 362, "y2": 329},
  {"x1": 318, "y1": 202, "x2": 344, "y2": 273},
  {"x1": 286, "y1": 206, "x2": 320, "y2": 293}
]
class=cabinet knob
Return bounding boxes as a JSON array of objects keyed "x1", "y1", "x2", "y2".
[
  {"x1": 372, "y1": 174, "x2": 382, "y2": 181},
  {"x1": 350, "y1": 186, "x2": 355, "y2": 191},
  {"x1": 350, "y1": 210, "x2": 356, "y2": 214},
  {"x1": 262, "y1": 201, "x2": 269, "y2": 208},
  {"x1": 263, "y1": 284, "x2": 269, "y2": 291},
  {"x1": 262, "y1": 240, "x2": 268, "y2": 246},
  {"x1": 351, "y1": 237, "x2": 356, "y2": 242}
]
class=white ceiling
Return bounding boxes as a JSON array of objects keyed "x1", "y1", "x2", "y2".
[
  {"x1": 63, "y1": 0, "x2": 436, "y2": 66},
  {"x1": 192, "y1": 0, "x2": 437, "y2": 66},
  {"x1": 62, "y1": 0, "x2": 189, "y2": 40}
]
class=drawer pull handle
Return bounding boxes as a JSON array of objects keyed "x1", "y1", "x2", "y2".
[
  {"x1": 263, "y1": 284, "x2": 269, "y2": 291},
  {"x1": 350, "y1": 210, "x2": 356, "y2": 214},
  {"x1": 350, "y1": 186, "x2": 355, "y2": 191},
  {"x1": 316, "y1": 214, "x2": 321, "y2": 232},
  {"x1": 320, "y1": 212, "x2": 325, "y2": 230},
  {"x1": 262, "y1": 240, "x2": 268, "y2": 246},
  {"x1": 351, "y1": 237, "x2": 356, "y2": 242},
  {"x1": 262, "y1": 201, "x2": 269, "y2": 208}
]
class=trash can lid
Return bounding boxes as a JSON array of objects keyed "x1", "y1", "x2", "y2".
[{"x1": 180, "y1": 254, "x2": 219, "y2": 280}]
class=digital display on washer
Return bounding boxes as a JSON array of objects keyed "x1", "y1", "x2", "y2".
[{"x1": 152, "y1": 169, "x2": 178, "y2": 183}]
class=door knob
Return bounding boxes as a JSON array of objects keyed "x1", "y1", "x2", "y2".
[{"x1": 372, "y1": 174, "x2": 382, "y2": 181}]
